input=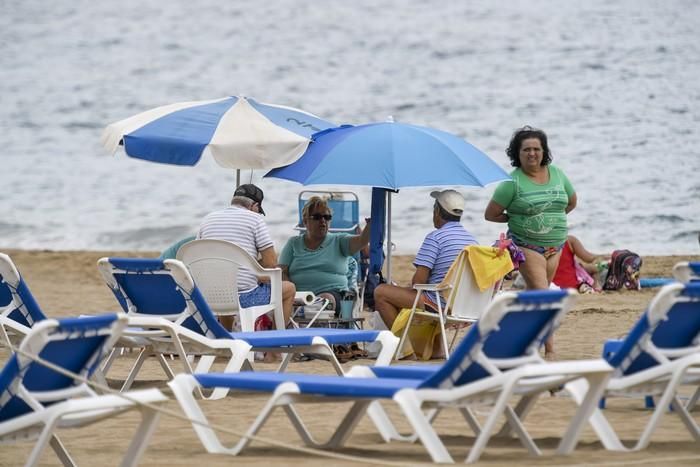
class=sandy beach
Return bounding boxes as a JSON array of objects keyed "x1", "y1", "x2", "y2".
[{"x1": 3, "y1": 249, "x2": 700, "y2": 466}]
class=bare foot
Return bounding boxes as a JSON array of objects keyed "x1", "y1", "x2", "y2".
[{"x1": 262, "y1": 352, "x2": 280, "y2": 364}]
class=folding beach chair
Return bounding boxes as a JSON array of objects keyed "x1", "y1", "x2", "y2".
[
  {"x1": 0, "y1": 313, "x2": 167, "y2": 466},
  {"x1": 0, "y1": 252, "x2": 48, "y2": 347},
  {"x1": 396, "y1": 245, "x2": 512, "y2": 360},
  {"x1": 176, "y1": 239, "x2": 285, "y2": 332},
  {"x1": 167, "y1": 289, "x2": 612, "y2": 463},
  {"x1": 566, "y1": 282, "x2": 700, "y2": 451},
  {"x1": 294, "y1": 190, "x2": 360, "y2": 233},
  {"x1": 97, "y1": 258, "x2": 398, "y2": 399}
]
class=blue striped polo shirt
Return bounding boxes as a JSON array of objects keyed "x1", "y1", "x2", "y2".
[{"x1": 414, "y1": 222, "x2": 478, "y2": 286}]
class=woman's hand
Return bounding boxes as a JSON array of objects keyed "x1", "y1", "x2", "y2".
[{"x1": 349, "y1": 218, "x2": 371, "y2": 254}]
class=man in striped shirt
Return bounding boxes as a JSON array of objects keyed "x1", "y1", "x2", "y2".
[
  {"x1": 373, "y1": 190, "x2": 478, "y2": 351},
  {"x1": 198, "y1": 184, "x2": 296, "y2": 330}
]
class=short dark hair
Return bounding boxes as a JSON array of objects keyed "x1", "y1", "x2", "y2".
[
  {"x1": 434, "y1": 201, "x2": 461, "y2": 222},
  {"x1": 506, "y1": 125, "x2": 553, "y2": 167}
]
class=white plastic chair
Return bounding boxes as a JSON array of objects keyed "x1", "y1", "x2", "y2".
[{"x1": 176, "y1": 239, "x2": 285, "y2": 332}]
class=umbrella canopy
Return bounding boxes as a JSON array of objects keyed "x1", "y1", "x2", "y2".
[
  {"x1": 101, "y1": 96, "x2": 335, "y2": 169},
  {"x1": 265, "y1": 121, "x2": 511, "y2": 282},
  {"x1": 266, "y1": 122, "x2": 510, "y2": 189}
]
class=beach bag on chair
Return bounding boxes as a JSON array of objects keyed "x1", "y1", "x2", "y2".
[{"x1": 603, "y1": 249, "x2": 642, "y2": 291}]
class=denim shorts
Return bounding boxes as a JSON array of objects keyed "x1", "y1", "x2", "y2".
[{"x1": 239, "y1": 283, "x2": 271, "y2": 308}]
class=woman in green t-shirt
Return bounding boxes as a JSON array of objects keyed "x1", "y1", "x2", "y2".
[{"x1": 484, "y1": 126, "x2": 577, "y2": 358}]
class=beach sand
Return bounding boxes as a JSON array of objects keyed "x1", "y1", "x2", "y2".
[{"x1": 3, "y1": 249, "x2": 700, "y2": 466}]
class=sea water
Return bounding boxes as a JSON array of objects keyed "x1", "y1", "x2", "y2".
[{"x1": 1, "y1": 0, "x2": 698, "y2": 256}]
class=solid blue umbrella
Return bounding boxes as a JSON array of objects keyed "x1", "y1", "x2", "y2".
[
  {"x1": 266, "y1": 122, "x2": 510, "y2": 189},
  {"x1": 101, "y1": 96, "x2": 335, "y2": 170},
  {"x1": 265, "y1": 121, "x2": 511, "y2": 281}
]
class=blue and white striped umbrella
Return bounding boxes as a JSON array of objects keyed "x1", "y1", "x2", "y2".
[{"x1": 101, "y1": 96, "x2": 335, "y2": 169}]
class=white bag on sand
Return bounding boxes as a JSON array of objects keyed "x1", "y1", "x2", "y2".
[{"x1": 366, "y1": 311, "x2": 389, "y2": 358}]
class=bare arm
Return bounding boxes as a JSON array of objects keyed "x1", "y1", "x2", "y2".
[
  {"x1": 565, "y1": 192, "x2": 577, "y2": 214},
  {"x1": 567, "y1": 235, "x2": 598, "y2": 264},
  {"x1": 411, "y1": 265, "x2": 431, "y2": 286},
  {"x1": 258, "y1": 246, "x2": 278, "y2": 269},
  {"x1": 484, "y1": 200, "x2": 509, "y2": 223},
  {"x1": 348, "y1": 218, "x2": 371, "y2": 255}
]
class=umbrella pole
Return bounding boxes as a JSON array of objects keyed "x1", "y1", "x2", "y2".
[
  {"x1": 386, "y1": 191, "x2": 392, "y2": 284},
  {"x1": 235, "y1": 169, "x2": 241, "y2": 188}
]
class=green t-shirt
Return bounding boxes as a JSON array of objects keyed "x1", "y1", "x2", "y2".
[
  {"x1": 491, "y1": 165, "x2": 574, "y2": 247},
  {"x1": 279, "y1": 233, "x2": 352, "y2": 294}
]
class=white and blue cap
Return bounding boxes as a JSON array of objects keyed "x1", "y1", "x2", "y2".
[{"x1": 430, "y1": 189, "x2": 465, "y2": 216}]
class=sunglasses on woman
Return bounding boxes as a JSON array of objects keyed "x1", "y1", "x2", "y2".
[{"x1": 309, "y1": 213, "x2": 332, "y2": 221}]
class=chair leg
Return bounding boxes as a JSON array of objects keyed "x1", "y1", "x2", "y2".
[
  {"x1": 121, "y1": 348, "x2": 149, "y2": 392},
  {"x1": 48, "y1": 434, "x2": 76, "y2": 467},
  {"x1": 29, "y1": 417, "x2": 69, "y2": 467},
  {"x1": 686, "y1": 387, "x2": 700, "y2": 411},
  {"x1": 557, "y1": 371, "x2": 609, "y2": 455},
  {"x1": 466, "y1": 384, "x2": 518, "y2": 464},
  {"x1": 671, "y1": 396, "x2": 700, "y2": 441},
  {"x1": 395, "y1": 392, "x2": 453, "y2": 463},
  {"x1": 459, "y1": 407, "x2": 482, "y2": 435},
  {"x1": 119, "y1": 408, "x2": 162, "y2": 467},
  {"x1": 324, "y1": 401, "x2": 372, "y2": 448},
  {"x1": 502, "y1": 405, "x2": 540, "y2": 455},
  {"x1": 495, "y1": 393, "x2": 539, "y2": 438},
  {"x1": 366, "y1": 401, "x2": 417, "y2": 442}
]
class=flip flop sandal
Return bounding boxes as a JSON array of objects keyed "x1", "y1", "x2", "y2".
[
  {"x1": 349, "y1": 343, "x2": 368, "y2": 359},
  {"x1": 332, "y1": 344, "x2": 354, "y2": 363}
]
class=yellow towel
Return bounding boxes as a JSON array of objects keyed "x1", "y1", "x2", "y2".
[
  {"x1": 391, "y1": 308, "x2": 441, "y2": 360},
  {"x1": 466, "y1": 245, "x2": 514, "y2": 291},
  {"x1": 441, "y1": 245, "x2": 514, "y2": 293}
]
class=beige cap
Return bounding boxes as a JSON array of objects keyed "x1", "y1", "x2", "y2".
[{"x1": 430, "y1": 189, "x2": 465, "y2": 216}]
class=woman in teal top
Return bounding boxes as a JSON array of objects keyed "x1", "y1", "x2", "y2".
[
  {"x1": 484, "y1": 125, "x2": 577, "y2": 358},
  {"x1": 279, "y1": 196, "x2": 370, "y2": 311}
]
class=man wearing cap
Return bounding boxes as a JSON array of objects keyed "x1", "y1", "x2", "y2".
[
  {"x1": 198, "y1": 184, "x2": 296, "y2": 331},
  {"x1": 373, "y1": 189, "x2": 477, "y2": 353}
]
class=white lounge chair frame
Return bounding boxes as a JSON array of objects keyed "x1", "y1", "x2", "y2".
[{"x1": 0, "y1": 314, "x2": 167, "y2": 466}]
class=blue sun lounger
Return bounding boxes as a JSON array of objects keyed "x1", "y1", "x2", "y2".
[
  {"x1": 565, "y1": 281, "x2": 700, "y2": 451},
  {"x1": 97, "y1": 258, "x2": 398, "y2": 399},
  {"x1": 168, "y1": 289, "x2": 612, "y2": 463},
  {"x1": 0, "y1": 313, "x2": 167, "y2": 466},
  {"x1": 0, "y1": 253, "x2": 48, "y2": 347}
]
